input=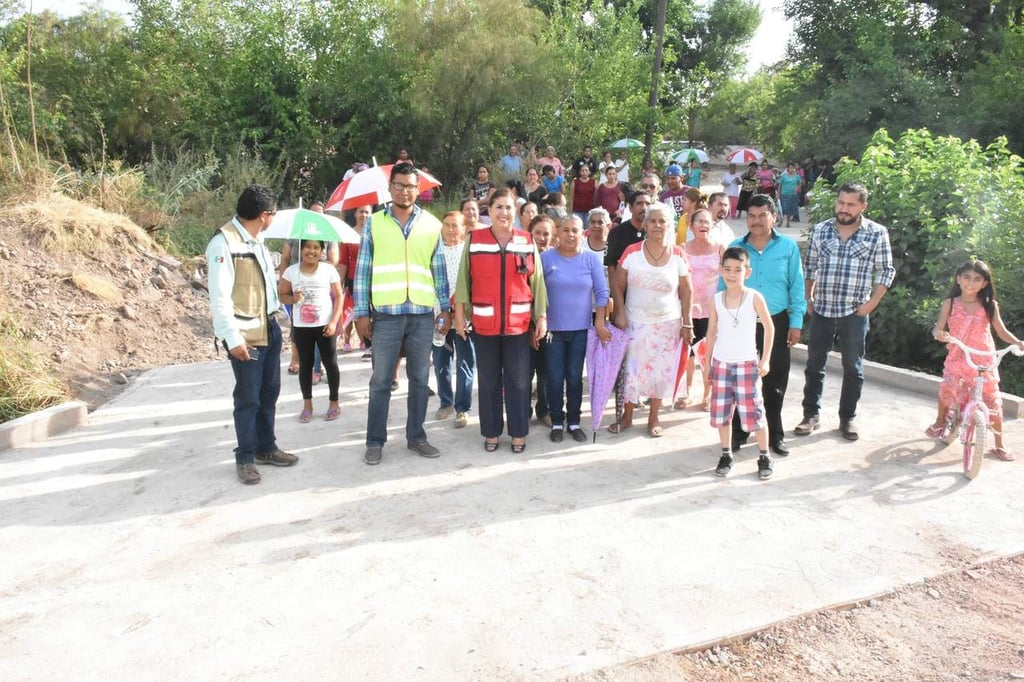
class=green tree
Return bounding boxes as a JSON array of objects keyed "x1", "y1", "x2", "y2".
[
  {"x1": 532, "y1": 0, "x2": 652, "y2": 160},
  {"x1": 661, "y1": 0, "x2": 759, "y2": 144}
]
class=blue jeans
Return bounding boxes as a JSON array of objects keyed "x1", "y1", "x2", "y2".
[
  {"x1": 227, "y1": 318, "x2": 282, "y2": 464},
  {"x1": 544, "y1": 329, "x2": 588, "y2": 427},
  {"x1": 432, "y1": 330, "x2": 476, "y2": 413},
  {"x1": 366, "y1": 313, "x2": 434, "y2": 447},
  {"x1": 802, "y1": 312, "x2": 869, "y2": 421}
]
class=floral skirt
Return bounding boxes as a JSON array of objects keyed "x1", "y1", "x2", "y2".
[{"x1": 624, "y1": 319, "x2": 683, "y2": 403}]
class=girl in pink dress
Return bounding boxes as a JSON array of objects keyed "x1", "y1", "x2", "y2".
[{"x1": 926, "y1": 260, "x2": 1024, "y2": 460}]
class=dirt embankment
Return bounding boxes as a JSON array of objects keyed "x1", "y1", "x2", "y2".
[{"x1": 0, "y1": 195, "x2": 216, "y2": 409}]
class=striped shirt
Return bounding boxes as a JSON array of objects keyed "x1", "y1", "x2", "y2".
[
  {"x1": 352, "y1": 205, "x2": 449, "y2": 318},
  {"x1": 804, "y1": 217, "x2": 896, "y2": 318}
]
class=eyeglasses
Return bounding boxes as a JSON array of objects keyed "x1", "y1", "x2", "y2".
[
  {"x1": 391, "y1": 181, "x2": 419, "y2": 192},
  {"x1": 640, "y1": 184, "x2": 656, "y2": 190}
]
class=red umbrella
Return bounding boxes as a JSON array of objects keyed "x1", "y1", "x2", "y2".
[
  {"x1": 726, "y1": 148, "x2": 764, "y2": 164},
  {"x1": 325, "y1": 164, "x2": 442, "y2": 211}
]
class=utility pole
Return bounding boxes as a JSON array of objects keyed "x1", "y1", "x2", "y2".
[{"x1": 642, "y1": 0, "x2": 668, "y2": 168}]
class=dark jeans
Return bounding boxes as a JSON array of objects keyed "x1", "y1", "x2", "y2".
[
  {"x1": 802, "y1": 311, "x2": 870, "y2": 421},
  {"x1": 474, "y1": 332, "x2": 532, "y2": 438},
  {"x1": 365, "y1": 313, "x2": 434, "y2": 447},
  {"x1": 733, "y1": 311, "x2": 790, "y2": 445},
  {"x1": 227, "y1": 318, "x2": 282, "y2": 465},
  {"x1": 545, "y1": 329, "x2": 588, "y2": 427},
  {"x1": 432, "y1": 330, "x2": 476, "y2": 413},
  {"x1": 531, "y1": 342, "x2": 550, "y2": 419},
  {"x1": 293, "y1": 325, "x2": 339, "y2": 401}
]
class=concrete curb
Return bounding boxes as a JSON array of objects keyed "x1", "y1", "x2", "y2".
[
  {"x1": 790, "y1": 344, "x2": 1023, "y2": 420},
  {"x1": 0, "y1": 401, "x2": 88, "y2": 451}
]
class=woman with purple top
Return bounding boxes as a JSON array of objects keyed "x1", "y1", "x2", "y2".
[{"x1": 541, "y1": 215, "x2": 612, "y2": 443}]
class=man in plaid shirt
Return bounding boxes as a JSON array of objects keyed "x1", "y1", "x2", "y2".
[{"x1": 795, "y1": 183, "x2": 896, "y2": 441}]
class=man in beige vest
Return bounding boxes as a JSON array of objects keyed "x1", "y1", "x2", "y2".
[{"x1": 207, "y1": 184, "x2": 298, "y2": 484}]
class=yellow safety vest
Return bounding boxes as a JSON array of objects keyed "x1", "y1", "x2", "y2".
[{"x1": 369, "y1": 211, "x2": 441, "y2": 308}]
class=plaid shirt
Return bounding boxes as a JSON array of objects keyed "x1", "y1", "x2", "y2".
[
  {"x1": 804, "y1": 216, "x2": 896, "y2": 318},
  {"x1": 352, "y1": 205, "x2": 449, "y2": 318}
]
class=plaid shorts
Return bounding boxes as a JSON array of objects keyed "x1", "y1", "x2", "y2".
[{"x1": 709, "y1": 359, "x2": 765, "y2": 431}]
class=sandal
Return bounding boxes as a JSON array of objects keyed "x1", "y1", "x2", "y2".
[
  {"x1": 312, "y1": 373, "x2": 322, "y2": 385},
  {"x1": 511, "y1": 439, "x2": 527, "y2": 454},
  {"x1": 325, "y1": 406, "x2": 341, "y2": 421},
  {"x1": 924, "y1": 423, "x2": 945, "y2": 439},
  {"x1": 608, "y1": 421, "x2": 632, "y2": 434},
  {"x1": 298, "y1": 408, "x2": 313, "y2": 424},
  {"x1": 287, "y1": 364, "x2": 300, "y2": 375},
  {"x1": 648, "y1": 424, "x2": 664, "y2": 438},
  {"x1": 701, "y1": 397, "x2": 711, "y2": 412},
  {"x1": 988, "y1": 447, "x2": 1015, "y2": 461},
  {"x1": 673, "y1": 397, "x2": 689, "y2": 410},
  {"x1": 484, "y1": 439, "x2": 499, "y2": 452}
]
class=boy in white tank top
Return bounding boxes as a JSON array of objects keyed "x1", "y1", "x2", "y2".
[{"x1": 705, "y1": 247, "x2": 776, "y2": 480}]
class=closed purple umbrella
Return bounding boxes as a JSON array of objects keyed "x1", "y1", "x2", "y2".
[{"x1": 587, "y1": 325, "x2": 630, "y2": 441}]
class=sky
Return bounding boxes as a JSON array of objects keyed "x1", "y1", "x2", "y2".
[{"x1": 26, "y1": 0, "x2": 793, "y2": 73}]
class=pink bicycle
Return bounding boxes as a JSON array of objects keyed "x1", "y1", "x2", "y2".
[{"x1": 936, "y1": 335, "x2": 1023, "y2": 480}]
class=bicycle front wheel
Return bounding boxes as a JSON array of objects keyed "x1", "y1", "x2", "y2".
[{"x1": 963, "y1": 411, "x2": 987, "y2": 480}]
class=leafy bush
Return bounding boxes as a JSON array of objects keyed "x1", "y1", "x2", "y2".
[{"x1": 809, "y1": 128, "x2": 1024, "y2": 394}]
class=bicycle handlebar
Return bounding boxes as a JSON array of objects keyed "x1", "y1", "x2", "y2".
[{"x1": 937, "y1": 334, "x2": 1024, "y2": 371}]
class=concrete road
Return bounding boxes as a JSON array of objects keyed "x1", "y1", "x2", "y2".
[{"x1": 2, "y1": 351, "x2": 1023, "y2": 680}]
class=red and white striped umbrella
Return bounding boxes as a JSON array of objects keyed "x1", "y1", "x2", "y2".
[
  {"x1": 726, "y1": 148, "x2": 764, "y2": 164},
  {"x1": 325, "y1": 164, "x2": 442, "y2": 211}
]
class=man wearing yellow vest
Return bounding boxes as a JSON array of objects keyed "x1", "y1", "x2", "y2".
[
  {"x1": 353, "y1": 163, "x2": 451, "y2": 465},
  {"x1": 206, "y1": 184, "x2": 299, "y2": 484}
]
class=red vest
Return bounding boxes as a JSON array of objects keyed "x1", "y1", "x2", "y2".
[{"x1": 466, "y1": 228, "x2": 536, "y2": 336}]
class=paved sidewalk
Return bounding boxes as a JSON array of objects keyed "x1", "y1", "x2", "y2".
[{"x1": 2, "y1": 352, "x2": 1023, "y2": 681}]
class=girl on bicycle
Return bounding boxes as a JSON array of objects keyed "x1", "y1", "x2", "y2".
[{"x1": 926, "y1": 259, "x2": 1024, "y2": 460}]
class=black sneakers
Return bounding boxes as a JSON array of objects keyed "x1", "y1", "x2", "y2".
[
  {"x1": 715, "y1": 454, "x2": 733, "y2": 477},
  {"x1": 758, "y1": 455, "x2": 773, "y2": 480}
]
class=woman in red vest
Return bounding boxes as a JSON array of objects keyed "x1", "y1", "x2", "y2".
[{"x1": 454, "y1": 188, "x2": 549, "y2": 453}]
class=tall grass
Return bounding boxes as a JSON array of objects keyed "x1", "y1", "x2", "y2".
[
  {"x1": 0, "y1": 306, "x2": 68, "y2": 423},
  {"x1": 156, "y1": 145, "x2": 284, "y2": 258}
]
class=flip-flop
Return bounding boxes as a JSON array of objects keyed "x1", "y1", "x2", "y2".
[
  {"x1": 325, "y1": 406, "x2": 341, "y2": 421},
  {"x1": 298, "y1": 408, "x2": 313, "y2": 424},
  {"x1": 648, "y1": 425, "x2": 664, "y2": 438},
  {"x1": 988, "y1": 447, "x2": 1015, "y2": 461}
]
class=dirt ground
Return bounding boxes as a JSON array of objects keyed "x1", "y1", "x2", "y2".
[
  {"x1": 4, "y1": 198, "x2": 1024, "y2": 681},
  {"x1": 579, "y1": 554, "x2": 1024, "y2": 681},
  {"x1": 0, "y1": 197, "x2": 218, "y2": 410}
]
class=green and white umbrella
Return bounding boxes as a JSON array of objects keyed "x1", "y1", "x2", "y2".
[
  {"x1": 608, "y1": 138, "x2": 645, "y2": 149},
  {"x1": 263, "y1": 208, "x2": 359, "y2": 243},
  {"x1": 670, "y1": 148, "x2": 709, "y2": 164}
]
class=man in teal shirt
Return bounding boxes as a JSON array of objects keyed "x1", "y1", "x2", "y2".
[{"x1": 726, "y1": 194, "x2": 806, "y2": 455}]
